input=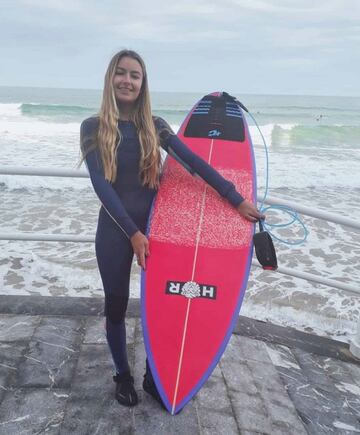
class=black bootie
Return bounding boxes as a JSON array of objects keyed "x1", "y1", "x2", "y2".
[
  {"x1": 113, "y1": 371, "x2": 138, "y2": 407},
  {"x1": 142, "y1": 359, "x2": 167, "y2": 410}
]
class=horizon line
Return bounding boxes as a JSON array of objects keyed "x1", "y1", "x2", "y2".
[{"x1": 0, "y1": 85, "x2": 359, "y2": 99}]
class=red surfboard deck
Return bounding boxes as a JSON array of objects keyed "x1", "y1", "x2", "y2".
[{"x1": 141, "y1": 92, "x2": 256, "y2": 414}]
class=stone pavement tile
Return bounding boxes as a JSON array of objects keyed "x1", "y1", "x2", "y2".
[
  {"x1": 257, "y1": 383, "x2": 293, "y2": 410},
  {"x1": 17, "y1": 316, "x2": 83, "y2": 389},
  {"x1": 332, "y1": 419, "x2": 360, "y2": 434},
  {"x1": 60, "y1": 397, "x2": 133, "y2": 435},
  {"x1": 0, "y1": 343, "x2": 25, "y2": 404},
  {"x1": 248, "y1": 360, "x2": 287, "y2": 393},
  {"x1": 252, "y1": 350, "x2": 306, "y2": 433},
  {"x1": 197, "y1": 408, "x2": 239, "y2": 435},
  {"x1": 269, "y1": 423, "x2": 308, "y2": 435},
  {"x1": 83, "y1": 316, "x2": 106, "y2": 344},
  {"x1": 195, "y1": 365, "x2": 240, "y2": 435},
  {"x1": 314, "y1": 358, "x2": 360, "y2": 401},
  {"x1": 328, "y1": 382, "x2": 360, "y2": 415},
  {"x1": 220, "y1": 360, "x2": 258, "y2": 395},
  {"x1": 222, "y1": 337, "x2": 308, "y2": 435},
  {"x1": 224, "y1": 335, "x2": 273, "y2": 365},
  {"x1": 68, "y1": 343, "x2": 114, "y2": 397},
  {"x1": 275, "y1": 362, "x2": 310, "y2": 398},
  {"x1": 230, "y1": 392, "x2": 267, "y2": 412},
  {"x1": 278, "y1": 368, "x2": 329, "y2": 411},
  {"x1": 315, "y1": 356, "x2": 356, "y2": 385},
  {"x1": 274, "y1": 355, "x2": 340, "y2": 431},
  {"x1": 344, "y1": 396, "x2": 360, "y2": 420},
  {"x1": 340, "y1": 361, "x2": 360, "y2": 417},
  {"x1": 60, "y1": 342, "x2": 134, "y2": 434},
  {"x1": 227, "y1": 390, "x2": 269, "y2": 432},
  {"x1": 265, "y1": 343, "x2": 302, "y2": 372},
  {"x1": 232, "y1": 403, "x2": 305, "y2": 435},
  {"x1": 133, "y1": 319, "x2": 146, "y2": 392},
  {"x1": 0, "y1": 388, "x2": 68, "y2": 435},
  {"x1": 133, "y1": 401, "x2": 200, "y2": 435},
  {"x1": 275, "y1": 348, "x2": 360, "y2": 433},
  {"x1": 0, "y1": 314, "x2": 41, "y2": 342},
  {"x1": 231, "y1": 404, "x2": 270, "y2": 434},
  {"x1": 266, "y1": 402, "x2": 307, "y2": 434},
  {"x1": 301, "y1": 422, "x2": 330, "y2": 435},
  {"x1": 83, "y1": 317, "x2": 136, "y2": 345},
  {"x1": 221, "y1": 336, "x2": 286, "y2": 395},
  {"x1": 304, "y1": 420, "x2": 357, "y2": 435},
  {"x1": 346, "y1": 359, "x2": 360, "y2": 379},
  {"x1": 236, "y1": 367, "x2": 308, "y2": 434},
  {"x1": 292, "y1": 348, "x2": 339, "y2": 393},
  {"x1": 135, "y1": 317, "x2": 143, "y2": 342},
  {"x1": 133, "y1": 321, "x2": 154, "y2": 399},
  {"x1": 334, "y1": 381, "x2": 360, "y2": 416},
  {"x1": 126, "y1": 317, "x2": 137, "y2": 345},
  {"x1": 283, "y1": 379, "x2": 360, "y2": 434}
]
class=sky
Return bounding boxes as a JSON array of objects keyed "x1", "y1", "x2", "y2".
[{"x1": 1, "y1": 0, "x2": 359, "y2": 95}]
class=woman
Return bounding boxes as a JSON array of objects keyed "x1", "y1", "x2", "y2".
[{"x1": 80, "y1": 49, "x2": 264, "y2": 408}]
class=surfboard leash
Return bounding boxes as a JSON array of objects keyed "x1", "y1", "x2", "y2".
[
  {"x1": 246, "y1": 108, "x2": 309, "y2": 246},
  {"x1": 223, "y1": 92, "x2": 309, "y2": 253}
]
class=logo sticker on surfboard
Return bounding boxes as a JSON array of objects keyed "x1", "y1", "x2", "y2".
[
  {"x1": 166, "y1": 280, "x2": 217, "y2": 300},
  {"x1": 208, "y1": 129, "x2": 222, "y2": 137}
]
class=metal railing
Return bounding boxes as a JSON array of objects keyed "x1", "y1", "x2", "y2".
[{"x1": 0, "y1": 165, "x2": 359, "y2": 357}]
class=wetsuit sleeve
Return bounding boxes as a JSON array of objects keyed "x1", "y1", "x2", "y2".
[
  {"x1": 154, "y1": 117, "x2": 244, "y2": 207},
  {"x1": 80, "y1": 118, "x2": 139, "y2": 239}
]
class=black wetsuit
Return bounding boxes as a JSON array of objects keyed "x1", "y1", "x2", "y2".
[{"x1": 80, "y1": 116, "x2": 244, "y2": 375}]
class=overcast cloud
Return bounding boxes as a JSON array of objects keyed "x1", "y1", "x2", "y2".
[{"x1": 1, "y1": 0, "x2": 359, "y2": 95}]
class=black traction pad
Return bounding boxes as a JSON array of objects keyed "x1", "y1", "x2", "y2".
[{"x1": 184, "y1": 93, "x2": 245, "y2": 142}]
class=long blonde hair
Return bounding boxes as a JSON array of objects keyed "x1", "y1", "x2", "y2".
[{"x1": 81, "y1": 50, "x2": 161, "y2": 189}]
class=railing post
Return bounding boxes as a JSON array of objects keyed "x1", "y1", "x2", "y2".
[{"x1": 350, "y1": 317, "x2": 360, "y2": 358}]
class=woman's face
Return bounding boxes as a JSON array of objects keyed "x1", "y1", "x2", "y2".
[{"x1": 113, "y1": 56, "x2": 144, "y2": 107}]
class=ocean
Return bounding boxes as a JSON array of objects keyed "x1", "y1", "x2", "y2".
[{"x1": 0, "y1": 86, "x2": 359, "y2": 343}]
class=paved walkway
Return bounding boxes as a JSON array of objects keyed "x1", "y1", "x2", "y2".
[{"x1": 0, "y1": 295, "x2": 359, "y2": 434}]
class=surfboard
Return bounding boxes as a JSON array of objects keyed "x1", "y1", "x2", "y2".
[{"x1": 141, "y1": 92, "x2": 256, "y2": 414}]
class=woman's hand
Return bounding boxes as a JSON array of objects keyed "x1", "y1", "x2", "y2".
[
  {"x1": 130, "y1": 231, "x2": 150, "y2": 270},
  {"x1": 237, "y1": 199, "x2": 265, "y2": 223}
]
